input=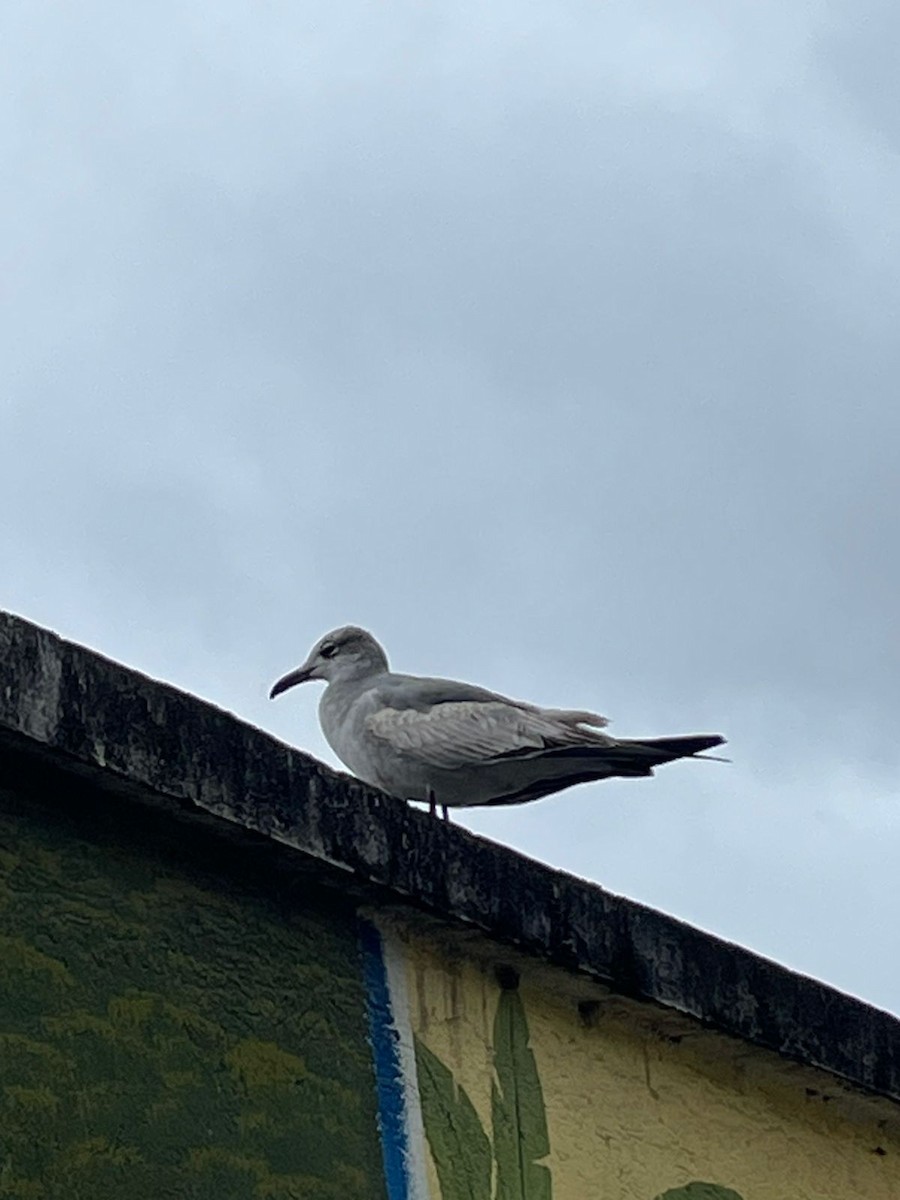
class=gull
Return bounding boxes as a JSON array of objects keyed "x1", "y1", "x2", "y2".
[{"x1": 269, "y1": 626, "x2": 726, "y2": 820}]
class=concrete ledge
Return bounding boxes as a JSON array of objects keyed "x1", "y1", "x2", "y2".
[{"x1": 1, "y1": 609, "x2": 898, "y2": 1103}]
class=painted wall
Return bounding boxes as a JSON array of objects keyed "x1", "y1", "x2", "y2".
[
  {"x1": 364, "y1": 919, "x2": 900, "y2": 1200},
  {"x1": 0, "y1": 782, "x2": 898, "y2": 1200},
  {"x1": 0, "y1": 787, "x2": 386, "y2": 1200}
]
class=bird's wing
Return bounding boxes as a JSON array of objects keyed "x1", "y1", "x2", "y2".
[{"x1": 364, "y1": 698, "x2": 611, "y2": 771}]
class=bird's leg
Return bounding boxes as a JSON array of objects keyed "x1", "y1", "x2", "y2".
[{"x1": 425, "y1": 787, "x2": 450, "y2": 822}]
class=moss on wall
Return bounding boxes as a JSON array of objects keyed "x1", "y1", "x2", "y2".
[{"x1": 0, "y1": 785, "x2": 386, "y2": 1200}]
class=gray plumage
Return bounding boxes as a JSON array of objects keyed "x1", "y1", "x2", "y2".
[{"x1": 269, "y1": 625, "x2": 725, "y2": 817}]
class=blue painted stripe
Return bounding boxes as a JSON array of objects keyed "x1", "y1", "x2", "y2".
[{"x1": 359, "y1": 919, "x2": 410, "y2": 1200}]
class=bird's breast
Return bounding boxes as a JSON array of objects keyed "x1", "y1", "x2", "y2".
[{"x1": 318, "y1": 685, "x2": 381, "y2": 783}]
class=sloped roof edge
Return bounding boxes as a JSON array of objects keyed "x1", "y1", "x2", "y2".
[{"x1": 0, "y1": 609, "x2": 898, "y2": 1103}]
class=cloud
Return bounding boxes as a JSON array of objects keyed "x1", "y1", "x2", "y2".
[{"x1": 3, "y1": 0, "x2": 898, "y2": 1010}]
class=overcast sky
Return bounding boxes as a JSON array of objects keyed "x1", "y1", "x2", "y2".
[{"x1": 4, "y1": 1, "x2": 899, "y2": 1014}]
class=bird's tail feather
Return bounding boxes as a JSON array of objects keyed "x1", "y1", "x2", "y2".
[
  {"x1": 481, "y1": 733, "x2": 728, "y2": 806},
  {"x1": 615, "y1": 733, "x2": 726, "y2": 768}
]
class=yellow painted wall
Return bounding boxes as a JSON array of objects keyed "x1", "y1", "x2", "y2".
[{"x1": 393, "y1": 920, "x2": 899, "y2": 1200}]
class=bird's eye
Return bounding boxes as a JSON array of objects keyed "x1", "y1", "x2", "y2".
[{"x1": 320, "y1": 643, "x2": 338, "y2": 660}]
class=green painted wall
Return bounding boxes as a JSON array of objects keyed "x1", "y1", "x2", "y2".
[{"x1": 0, "y1": 785, "x2": 386, "y2": 1200}]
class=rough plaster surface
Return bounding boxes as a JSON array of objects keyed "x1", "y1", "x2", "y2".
[
  {"x1": 0, "y1": 787, "x2": 386, "y2": 1200},
  {"x1": 0, "y1": 609, "x2": 899, "y2": 1111},
  {"x1": 402, "y1": 924, "x2": 900, "y2": 1199}
]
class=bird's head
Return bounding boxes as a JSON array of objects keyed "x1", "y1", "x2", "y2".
[{"x1": 269, "y1": 626, "x2": 389, "y2": 698}]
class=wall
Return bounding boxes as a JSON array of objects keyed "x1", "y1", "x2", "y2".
[
  {"x1": 364, "y1": 918, "x2": 900, "y2": 1200},
  {"x1": 0, "y1": 778, "x2": 898, "y2": 1200},
  {"x1": 0, "y1": 784, "x2": 386, "y2": 1200}
]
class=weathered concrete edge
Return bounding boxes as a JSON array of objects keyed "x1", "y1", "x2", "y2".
[{"x1": 1, "y1": 610, "x2": 898, "y2": 1104}]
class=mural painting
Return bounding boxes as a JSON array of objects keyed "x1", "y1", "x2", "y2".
[
  {"x1": 360, "y1": 920, "x2": 894, "y2": 1200},
  {"x1": 0, "y1": 792, "x2": 386, "y2": 1200},
  {"x1": 0, "y1": 783, "x2": 895, "y2": 1200}
]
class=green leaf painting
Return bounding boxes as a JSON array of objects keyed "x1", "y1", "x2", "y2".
[
  {"x1": 414, "y1": 984, "x2": 551, "y2": 1200},
  {"x1": 655, "y1": 1186, "x2": 745, "y2": 1200},
  {"x1": 414, "y1": 983, "x2": 746, "y2": 1200},
  {"x1": 414, "y1": 1038, "x2": 493, "y2": 1200},
  {"x1": 491, "y1": 989, "x2": 552, "y2": 1200}
]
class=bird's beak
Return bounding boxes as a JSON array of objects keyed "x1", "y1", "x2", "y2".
[{"x1": 269, "y1": 664, "x2": 314, "y2": 700}]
